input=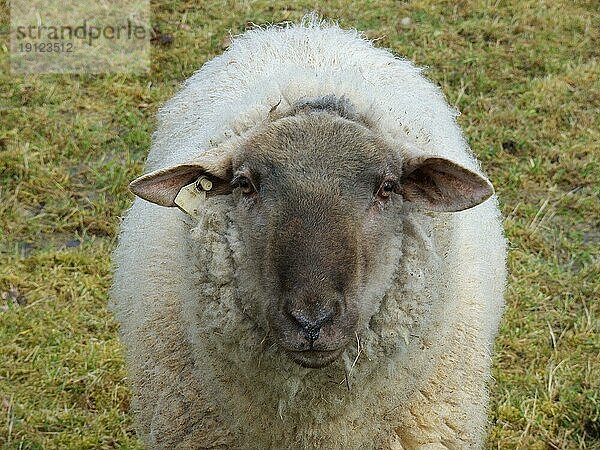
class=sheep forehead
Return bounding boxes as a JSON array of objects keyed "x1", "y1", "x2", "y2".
[{"x1": 236, "y1": 110, "x2": 396, "y2": 188}]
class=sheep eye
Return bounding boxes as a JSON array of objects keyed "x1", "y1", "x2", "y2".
[
  {"x1": 377, "y1": 179, "x2": 396, "y2": 200},
  {"x1": 234, "y1": 176, "x2": 255, "y2": 195}
]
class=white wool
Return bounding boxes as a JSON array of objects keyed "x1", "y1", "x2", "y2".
[{"x1": 111, "y1": 16, "x2": 507, "y2": 449}]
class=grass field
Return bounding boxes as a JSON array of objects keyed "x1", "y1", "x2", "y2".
[{"x1": 1, "y1": 1, "x2": 598, "y2": 448}]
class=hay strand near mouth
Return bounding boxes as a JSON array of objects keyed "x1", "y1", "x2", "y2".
[{"x1": 340, "y1": 332, "x2": 362, "y2": 389}]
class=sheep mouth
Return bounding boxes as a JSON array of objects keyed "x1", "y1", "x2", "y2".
[{"x1": 285, "y1": 348, "x2": 344, "y2": 368}]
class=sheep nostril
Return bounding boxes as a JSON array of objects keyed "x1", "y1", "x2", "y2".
[{"x1": 290, "y1": 310, "x2": 334, "y2": 344}]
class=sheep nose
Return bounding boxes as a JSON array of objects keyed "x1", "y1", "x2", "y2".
[{"x1": 290, "y1": 310, "x2": 334, "y2": 344}]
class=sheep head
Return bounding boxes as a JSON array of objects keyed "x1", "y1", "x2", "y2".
[{"x1": 130, "y1": 96, "x2": 493, "y2": 369}]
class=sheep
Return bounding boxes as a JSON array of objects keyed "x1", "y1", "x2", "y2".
[{"x1": 111, "y1": 15, "x2": 507, "y2": 450}]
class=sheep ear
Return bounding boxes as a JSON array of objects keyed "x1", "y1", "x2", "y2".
[
  {"x1": 398, "y1": 156, "x2": 494, "y2": 212},
  {"x1": 129, "y1": 154, "x2": 233, "y2": 207}
]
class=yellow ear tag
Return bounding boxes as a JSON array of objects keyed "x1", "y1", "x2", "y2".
[{"x1": 174, "y1": 176, "x2": 212, "y2": 217}]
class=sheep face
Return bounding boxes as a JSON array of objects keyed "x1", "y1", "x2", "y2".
[
  {"x1": 129, "y1": 97, "x2": 494, "y2": 369},
  {"x1": 229, "y1": 111, "x2": 404, "y2": 368}
]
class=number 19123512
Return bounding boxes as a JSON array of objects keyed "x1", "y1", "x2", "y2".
[{"x1": 18, "y1": 42, "x2": 74, "y2": 52}]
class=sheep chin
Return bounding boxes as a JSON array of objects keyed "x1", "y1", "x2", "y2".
[{"x1": 285, "y1": 348, "x2": 344, "y2": 369}]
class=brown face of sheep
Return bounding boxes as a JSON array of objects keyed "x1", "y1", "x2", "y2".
[
  {"x1": 129, "y1": 107, "x2": 494, "y2": 369},
  {"x1": 230, "y1": 115, "x2": 401, "y2": 368}
]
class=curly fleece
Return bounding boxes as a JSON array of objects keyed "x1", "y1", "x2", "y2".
[{"x1": 111, "y1": 15, "x2": 507, "y2": 450}]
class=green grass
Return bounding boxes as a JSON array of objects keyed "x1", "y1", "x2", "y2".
[{"x1": 1, "y1": 1, "x2": 598, "y2": 448}]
